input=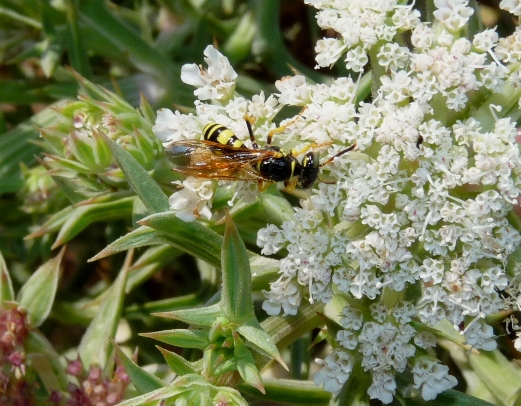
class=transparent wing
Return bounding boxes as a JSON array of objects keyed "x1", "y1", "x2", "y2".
[{"x1": 164, "y1": 140, "x2": 276, "y2": 182}]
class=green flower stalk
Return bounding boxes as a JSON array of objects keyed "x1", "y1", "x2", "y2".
[{"x1": 154, "y1": 0, "x2": 521, "y2": 403}]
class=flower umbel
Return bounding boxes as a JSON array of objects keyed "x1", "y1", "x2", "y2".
[{"x1": 153, "y1": 1, "x2": 521, "y2": 403}]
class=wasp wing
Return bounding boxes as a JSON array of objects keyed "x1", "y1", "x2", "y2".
[{"x1": 164, "y1": 140, "x2": 275, "y2": 182}]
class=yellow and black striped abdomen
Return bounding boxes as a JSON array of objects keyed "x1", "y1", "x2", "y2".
[{"x1": 203, "y1": 123, "x2": 245, "y2": 148}]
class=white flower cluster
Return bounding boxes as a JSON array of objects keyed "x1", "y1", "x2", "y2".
[
  {"x1": 313, "y1": 302, "x2": 457, "y2": 402},
  {"x1": 152, "y1": 0, "x2": 521, "y2": 403},
  {"x1": 305, "y1": 0, "x2": 421, "y2": 70},
  {"x1": 257, "y1": 0, "x2": 521, "y2": 403}
]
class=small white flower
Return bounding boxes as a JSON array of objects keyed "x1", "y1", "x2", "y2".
[
  {"x1": 262, "y1": 278, "x2": 302, "y2": 316},
  {"x1": 344, "y1": 46, "x2": 369, "y2": 72},
  {"x1": 514, "y1": 332, "x2": 521, "y2": 351},
  {"x1": 313, "y1": 351, "x2": 353, "y2": 394},
  {"x1": 153, "y1": 109, "x2": 200, "y2": 142},
  {"x1": 180, "y1": 45, "x2": 237, "y2": 101},
  {"x1": 315, "y1": 38, "x2": 348, "y2": 68},
  {"x1": 275, "y1": 75, "x2": 312, "y2": 106},
  {"x1": 168, "y1": 177, "x2": 214, "y2": 222},
  {"x1": 464, "y1": 320, "x2": 497, "y2": 351},
  {"x1": 501, "y1": 0, "x2": 521, "y2": 15},
  {"x1": 433, "y1": 0, "x2": 474, "y2": 31},
  {"x1": 412, "y1": 359, "x2": 457, "y2": 401},
  {"x1": 367, "y1": 370, "x2": 396, "y2": 404},
  {"x1": 472, "y1": 28, "x2": 499, "y2": 52}
]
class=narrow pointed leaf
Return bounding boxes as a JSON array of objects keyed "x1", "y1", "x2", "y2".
[
  {"x1": 140, "y1": 329, "x2": 209, "y2": 349},
  {"x1": 0, "y1": 251, "x2": 14, "y2": 302},
  {"x1": 156, "y1": 346, "x2": 199, "y2": 376},
  {"x1": 111, "y1": 339, "x2": 164, "y2": 394},
  {"x1": 221, "y1": 211, "x2": 254, "y2": 322},
  {"x1": 154, "y1": 303, "x2": 221, "y2": 326},
  {"x1": 233, "y1": 331, "x2": 265, "y2": 394},
  {"x1": 89, "y1": 225, "x2": 168, "y2": 261},
  {"x1": 25, "y1": 205, "x2": 75, "y2": 239},
  {"x1": 26, "y1": 330, "x2": 69, "y2": 392},
  {"x1": 78, "y1": 251, "x2": 130, "y2": 368},
  {"x1": 100, "y1": 132, "x2": 169, "y2": 214},
  {"x1": 17, "y1": 247, "x2": 64, "y2": 327},
  {"x1": 140, "y1": 212, "x2": 223, "y2": 268},
  {"x1": 237, "y1": 321, "x2": 287, "y2": 371},
  {"x1": 52, "y1": 197, "x2": 135, "y2": 248}
]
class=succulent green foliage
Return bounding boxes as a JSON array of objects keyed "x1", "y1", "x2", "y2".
[
  {"x1": 78, "y1": 251, "x2": 130, "y2": 369},
  {"x1": 116, "y1": 374, "x2": 248, "y2": 406},
  {"x1": 111, "y1": 339, "x2": 165, "y2": 394},
  {"x1": 17, "y1": 247, "x2": 64, "y2": 327},
  {"x1": 156, "y1": 346, "x2": 199, "y2": 377},
  {"x1": 0, "y1": 251, "x2": 15, "y2": 302},
  {"x1": 140, "y1": 213, "x2": 285, "y2": 398},
  {"x1": 221, "y1": 211, "x2": 255, "y2": 322}
]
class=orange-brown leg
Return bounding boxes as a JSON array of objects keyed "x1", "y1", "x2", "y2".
[{"x1": 267, "y1": 107, "x2": 308, "y2": 145}]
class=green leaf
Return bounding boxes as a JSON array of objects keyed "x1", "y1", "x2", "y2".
[
  {"x1": 78, "y1": 0, "x2": 180, "y2": 82},
  {"x1": 89, "y1": 225, "x2": 168, "y2": 262},
  {"x1": 140, "y1": 212, "x2": 223, "y2": 268},
  {"x1": 237, "y1": 321, "x2": 287, "y2": 371},
  {"x1": 99, "y1": 132, "x2": 169, "y2": 214},
  {"x1": 253, "y1": 0, "x2": 328, "y2": 83},
  {"x1": 0, "y1": 101, "x2": 64, "y2": 189},
  {"x1": 65, "y1": 0, "x2": 91, "y2": 78},
  {"x1": 261, "y1": 301, "x2": 324, "y2": 350},
  {"x1": 154, "y1": 303, "x2": 221, "y2": 327},
  {"x1": 238, "y1": 378, "x2": 331, "y2": 405},
  {"x1": 468, "y1": 348, "x2": 521, "y2": 405},
  {"x1": 221, "y1": 210, "x2": 254, "y2": 322},
  {"x1": 25, "y1": 330, "x2": 69, "y2": 393},
  {"x1": 25, "y1": 205, "x2": 75, "y2": 239},
  {"x1": 140, "y1": 93, "x2": 157, "y2": 124},
  {"x1": 51, "y1": 196, "x2": 135, "y2": 248},
  {"x1": 116, "y1": 374, "x2": 248, "y2": 406},
  {"x1": 111, "y1": 339, "x2": 165, "y2": 394},
  {"x1": 17, "y1": 247, "x2": 64, "y2": 327},
  {"x1": 114, "y1": 381, "x2": 188, "y2": 406},
  {"x1": 233, "y1": 331, "x2": 265, "y2": 394},
  {"x1": 78, "y1": 251, "x2": 130, "y2": 368},
  {"x1": 0, "y1": 251, "x2": 14, "y2": 302},
  {"x1": 156, "y1": 346, "x2": 199, "y2": 376},
  {"x1": 140, "y1": 329, "x2": 209, "y2": 349}
]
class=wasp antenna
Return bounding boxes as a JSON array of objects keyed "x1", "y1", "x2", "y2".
[{"x1": 320, "y1": 143, "x2": 356, "y2": 167}]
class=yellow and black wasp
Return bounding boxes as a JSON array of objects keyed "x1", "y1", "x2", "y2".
[{"x1": 164, "y1": 117, "x2": 355, "y2": 190}]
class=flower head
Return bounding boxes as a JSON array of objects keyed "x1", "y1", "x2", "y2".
[{"x1": 153, "y1": 0, "x2": 521, "y2": 403}]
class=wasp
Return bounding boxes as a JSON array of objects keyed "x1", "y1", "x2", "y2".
[{"x1": 164, "y1": 117, "x2": 355, "y2": 190}]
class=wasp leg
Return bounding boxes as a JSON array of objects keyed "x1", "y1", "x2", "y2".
[
  {"x1": 243, "y1": 115, "x2": 260, "y2": 150},
  {"x1": 284, "y1": 177, "x2": 298, "y2": 191},
  {"x1": 317, "y1": 176, "x2": 336, "y2": 184},
  {"x1": 267, "y1": 107, "x2": 308, "y2": 145},
  {"x1": 320, "y1": 143, "x2": 356, "y2": 167},
  {"x1": 257, "y1": 180, "x2": 272, "y2": 192},
  {"x1": 290, "y1": 141, "x2": 333, "y2": 157}
]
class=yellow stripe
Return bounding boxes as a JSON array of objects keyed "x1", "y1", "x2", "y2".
[{"x1": 203, "y1": 123, "x2": 244, "y2": 147}]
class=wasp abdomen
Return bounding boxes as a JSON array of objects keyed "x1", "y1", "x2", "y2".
[{"x1": 203, "y1": 123, "x2": 245, "y2": 148}]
